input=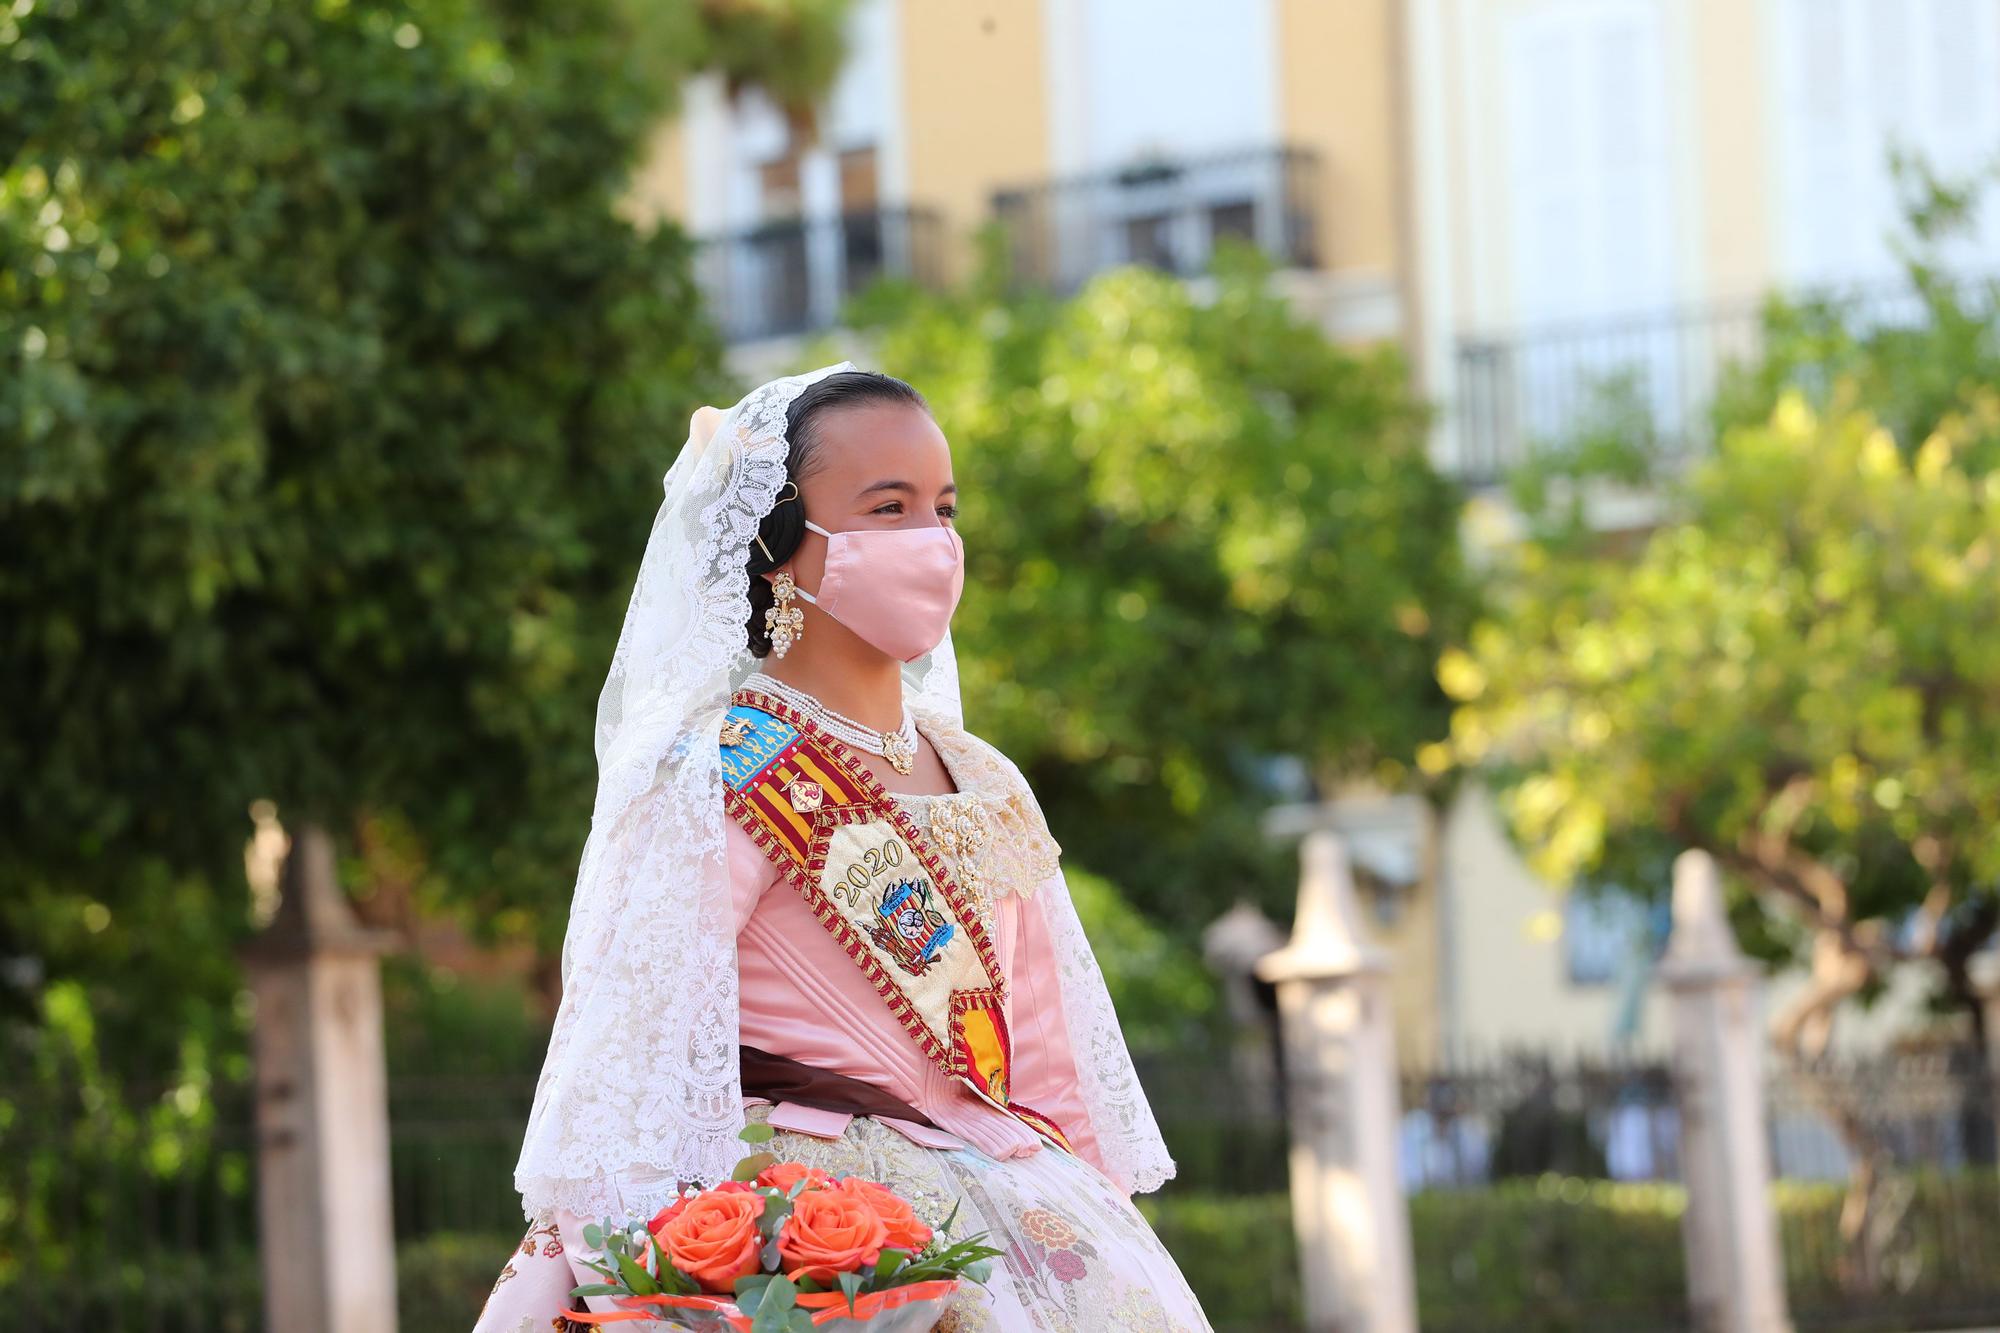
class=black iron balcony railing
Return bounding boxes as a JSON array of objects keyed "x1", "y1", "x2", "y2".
[
  {"x1": 991, "y1": 144, "x2": 1321, "y2": 293},
  {"x1": 692, "y1": 206, "x2": 945, "y2": 344},
  {"x1": 1451, "y1": 277, "x2": 1985, "y2": 486}
]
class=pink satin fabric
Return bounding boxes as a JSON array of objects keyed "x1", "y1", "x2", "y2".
[
  {"x1": 798, "y1": 518, "x2": 966, "y2": 663},
  {"x1": 728, "y1": 813, "x2": 1107, "y2": 1174}
]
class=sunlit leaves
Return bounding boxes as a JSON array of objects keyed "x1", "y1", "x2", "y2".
[
  {"x1": 851, "y1": 243, "x2": 1475, "y2": 927},
  {"x1": 1455, "y1": 377, "x2": 2000, "y2": 958}
]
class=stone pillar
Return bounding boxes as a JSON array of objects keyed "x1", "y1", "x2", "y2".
[
  {"x1": 1256, "y1": 832, "x2": 1417, "y2": 1333},
  {"x1": 1202, "y1": 900, "x2": 1287, "y2": 1109},
  {"x1": 1972, "y1": 952, "x2": 2000, "y2": 1056},
  {"x1": 1659, "y1": 850, "x2": 1791, "y2": 1333},
  {"x1": 241, "y1": 824, "x2": 400, "y2": 1333},
  {"x1": 1969, "y1": 951, "x2": 2000, "y2": 1165}
]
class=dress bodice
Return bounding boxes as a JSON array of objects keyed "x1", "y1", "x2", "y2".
[{"x1": 723, "y1": 695, "x2": 1100, "y2": 1175}]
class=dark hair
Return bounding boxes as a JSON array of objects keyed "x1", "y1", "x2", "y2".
[{"x1": 743, "y1": 371, "x2": 931, "y2": 656}]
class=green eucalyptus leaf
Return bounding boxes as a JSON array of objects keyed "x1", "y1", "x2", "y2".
[
  {"x1": 732, "y1": 1151, "x2": 778, "y2": 1182},
  {"x1": 613, "y1": 1248, "x2": 660, "y2": 1296},
  {"x1": 873, "y1": 1248, "x2": 909, "y2": 1283},
  {"x1": 750, "y1": 1273, "x2": 798, "y2": 1333}
]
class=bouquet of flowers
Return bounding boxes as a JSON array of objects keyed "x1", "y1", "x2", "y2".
[{"x1": 568, "y1": 1124, "x2": 1002, "y2": 1332}]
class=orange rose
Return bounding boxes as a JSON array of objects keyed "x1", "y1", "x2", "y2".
[
  {"x1": 776, "y1": 1184, "x2": 889, "y2": 1283},
  {"x1": 833, "y1": 1176, "x2": 932, "y2": 1255},
  {"x1": 757, "y1": 1161, "x2": 833, "y2": 1195},
  {"x1": 648, "y1": 1180, "x2": 754, "y2": 1236},
  {"x1": 657, "y1": 1189, "x2": 766, "y2": 1294}
]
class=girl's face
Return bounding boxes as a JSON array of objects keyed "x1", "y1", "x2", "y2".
[{"x1": 781, "y1": 402, "x2": 957, "y2": 600}]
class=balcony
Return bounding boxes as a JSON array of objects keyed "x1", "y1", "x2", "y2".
[
  {"x1": 691, "y1": 206, "x2": 945, "y2": 344},
  {"x1": 1449, "y1": 278, "x2": 1976, "y2": 486},
  {"x1": 991, "y1": 145, "x2": 1321, "y2": 293}
]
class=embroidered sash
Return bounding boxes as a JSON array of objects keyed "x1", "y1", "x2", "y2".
[{"x1": 720, "y1": 684, "x2": 1072, "y2": 1153}]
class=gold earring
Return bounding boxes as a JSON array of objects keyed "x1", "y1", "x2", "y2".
[{"x1": 765, "y1": 571, "x2": 804, "y2": 657}]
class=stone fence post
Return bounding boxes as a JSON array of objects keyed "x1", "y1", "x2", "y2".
[
  {"x1": 1256, "y1": 831, "x2": 1417, "y2": 1333},
  {"x1": 240, "y1": 824, "x2": 400, "y2": 1333},
  {"x1": 1659, "y1": 849, "x2": 1792, "y2": 1333}
]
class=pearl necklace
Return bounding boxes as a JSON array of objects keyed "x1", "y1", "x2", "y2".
[{"x1": 745, "y1": 673, "x2": 919, "y2": 775}]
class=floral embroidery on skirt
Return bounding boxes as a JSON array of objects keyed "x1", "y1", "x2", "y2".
[{"x1": 743, "y1": 1105, "x2": 1211, "y2": 1333}]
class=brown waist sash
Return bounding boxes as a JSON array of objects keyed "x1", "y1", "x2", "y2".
[{"x1": 738, "y1": 1043, "x2": 940, "y2": 1129}]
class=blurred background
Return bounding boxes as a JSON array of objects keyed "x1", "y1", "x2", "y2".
[{"x1": 6, "y1": 1, "x2": 2000, "y2": 1330}]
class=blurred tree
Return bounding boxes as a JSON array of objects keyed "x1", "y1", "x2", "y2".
[
  {"x1": 1444, "y1": 165, "x2": 2000, "y2": 1291},
  {"x1": 0, "y1": 0, "x2": 851, "y2": 1077},
  {"x1": 1448, "y1": 390, "x2": 2000, "y2": 1049},
  {"x1": 1443, "y1": 164, "x2": 2000, "y2": 1057},
  {"x1": 845, "y1": 240, "x2": 1477, "y2": 928}
]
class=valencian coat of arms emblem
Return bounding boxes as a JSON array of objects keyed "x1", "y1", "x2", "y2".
[{"x1": 871, "y1": 878, "x2": 955, "y2": 975}]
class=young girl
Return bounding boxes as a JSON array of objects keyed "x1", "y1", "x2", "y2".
[{"x1": 474, "y1": 365, "x2": 1210, "y2": 1332}]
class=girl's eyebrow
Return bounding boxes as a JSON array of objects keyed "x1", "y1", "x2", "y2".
[{"x1": 856, "y1": 479, "x2": 958, "y2": 498}]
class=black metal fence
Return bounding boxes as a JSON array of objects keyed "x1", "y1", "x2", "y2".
[
  {"x1": 1400, "y1": 1050, "x2": 1681, "y2": 1189},
  {"x1": 0, "y1": 1045, "x2": 1282, "y2": 1332},
  {"x1": 1450, "y1": 276, "x2": 1996, "y2": 485},
  {"x1": 0, "y1": 1073, "x2": 262, "y2": 1332},
  {"x1": 1395, "y1": 1046, "x2": 2000, "y2": 1333},
  {"x1": 689, "y1": 206, "x2": 945, "y2": 344},
  {"x1": 12, "y1": 1046, "x2": 2000, "y2": 1333},
  {"x1": 1400, "y1": 1050, "x2": 1689, "y2": 1333},
  {"x1": 991, "y1": 144, "x2": 1321, "y2": 294},
  {"x1": 1769, "y1": 1050, "x2": 2000, "y2": 1332}
]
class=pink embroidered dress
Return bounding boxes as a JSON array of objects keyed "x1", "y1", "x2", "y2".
[{"x1": 473, "y1": 695, "x2": 1211, "y2": 1333}]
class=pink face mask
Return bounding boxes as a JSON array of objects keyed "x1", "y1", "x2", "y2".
[{"x1": 794, "y1": 517, "x2": 965, "y2": 662}]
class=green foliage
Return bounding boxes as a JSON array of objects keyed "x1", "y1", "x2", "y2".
[
  {"x1": 676, "y1": 0, "x2": 853, "y2": 125},
  {"x1": 1447, "y1": 165, "x2": 2000, "y2": 1019},
  {"x1": 1146, "y1": 1181, "x2": 1686, "y2": 1333},
  {"x1": 1063, "y1": 866, "x2": 1217, "y2": 1046},
  {"x1": 1412, "y1": 1178, "x2": 1686, "y2": 1332},
  {"x1": 1454, "y1": 389, "x2": 2000, "y2": 966},
  {"x1": 849, "y1": 242, "x2": 1476, "y2": 926},
  {"x1": 0, "y1": 0, "x2": 852, "y2": 1078},
  {"x1": 381, "y1": 957, "x2": 547, "y2": 1080},
  {"x1": 400, "y1": 1232, "x2": 520, "y2": 1331},
  {"x1": 1505, "y1": 372, "x2": 1670, "y2": 544},
  {"x1": 1151, "y1": 1174, "x2": 2000, "y2": 1333},
  {"x1": 1711, "y1": 157, "x2": 2000, "y2": 467},
  {"x1": 1775, "y1": 1171, "x2": 2000, "y2": 1323},
  {"x1": 1136, "y1": 1191, "x2": 1302, "y2": 1333}
]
